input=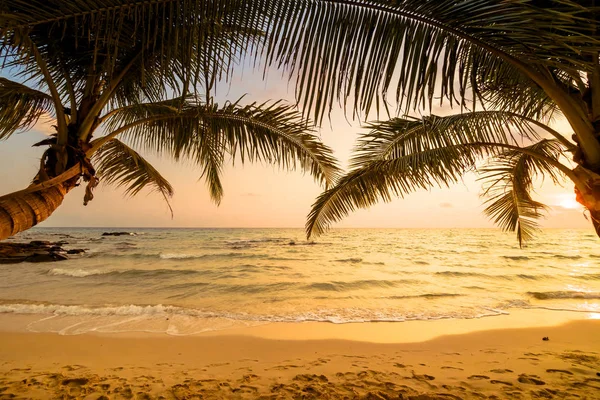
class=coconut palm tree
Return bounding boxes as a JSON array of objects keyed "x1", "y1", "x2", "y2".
[
  {"x1": 3, "y1": 1, "x2": 599, "y2": 244},
  {"x1": 0, "y1": 1, "x2": 341, "y2": 240},
  {"x1": 295, "y1": 0, "x2": 600, "y2": 245}
]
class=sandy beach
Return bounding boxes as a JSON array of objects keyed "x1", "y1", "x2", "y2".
[{"x1": 0, "y1": 311, "x2": 599, "y2": 399}]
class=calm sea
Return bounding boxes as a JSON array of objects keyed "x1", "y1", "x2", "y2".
[{"x1": 0, "y1": 228, "x2": 598, "y2": 335}]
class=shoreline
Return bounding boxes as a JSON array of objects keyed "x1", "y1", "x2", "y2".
[
  {"x1": 1, "y1": 312, "x2": 599, "y2": 398},
  {"x1": 0, "y1": 307, "x2": 597, "y2": 342}
]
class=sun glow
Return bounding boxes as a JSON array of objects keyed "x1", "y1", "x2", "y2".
[{"x1": 555, "y1": 194, "x2": 583, "y2": 210}]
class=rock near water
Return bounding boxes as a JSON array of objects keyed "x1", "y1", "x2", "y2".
[{"x1": 0, "y1": 241, "x2": 85, "y2": 264}]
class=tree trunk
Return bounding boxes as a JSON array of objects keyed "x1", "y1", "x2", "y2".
[{"x1": 0, "y1": 184, "x2": 71, "y2": 240}]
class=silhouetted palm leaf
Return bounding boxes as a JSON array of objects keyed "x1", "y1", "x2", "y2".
[
  {"x1": 100, "y1": 98, "x2": 341, "y2": 202},
  {"x1": 0, "y1": 77, "x2": 54, "y2": 139},
  {"x1": 480, "y1": 139, "x2": 566, "y2": 247},
  {"x1": 307, "y1": 112, "x2": 572, "y2": 240},
  {"x1": 93, "y1": 138, "x2": 174, "y2": 214}
]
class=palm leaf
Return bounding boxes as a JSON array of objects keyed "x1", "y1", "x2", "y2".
[
  {"x1": 306, "y1": 111, "x2": 572, "y2": 239},
  {"x1": 99, "y1": 98, "x2": 341, "y2": 200},
  {"x1": 480, "y1": 139, "x2": 566, "y2": 247},
  {"x1": 263, "y1": 0, "x2": 600, "y2": 120},
  {"x1": 307, "y1": 142, "x2": 501, "y2": 238},
  {"x1": 92, "y1": 138, "x2": 174, "y2": 215},
  {"x1": 0, "y1": 77, "x2": 54, "y2": 139},
  {"x1": 0, "y1": 0, "x2": 267, "y2": 134},
  {"x1": 4, "y1": 1, "x2": 598, "y2": 122},
  {"x1": 349, "y1": 111, "x2": 570, "y2": 168}
]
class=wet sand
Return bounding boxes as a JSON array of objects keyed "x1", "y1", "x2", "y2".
[{"x1": 0, "y1": 313, "x2": 599, "y2": 399}]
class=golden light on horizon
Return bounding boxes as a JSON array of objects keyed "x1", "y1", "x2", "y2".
[{"x1": 554, "y1": 194, "x2": 583, "y2": 210}]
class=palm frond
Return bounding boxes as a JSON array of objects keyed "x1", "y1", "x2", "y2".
[
  {"x1": 264, "y1": 0, "x2": 600, "y2": 120},
  {"x1": 0, "y1": 77, "x2": 54, "y2": 139},
  {"x1": 92, "y1": 138, "x2": 174, "y2": 215},
  {"x1": 307, "y1": 142, "x2": 501, "y2": 238},
  {"x1": 4, "y1": 1, "x2": 598, "y2": 123},
  {"x1": 100, "y1": 98, "x2": 341, "y2": 199},
  {"x1": 307, "y1": 111, "x2": 572, "y2": 239},
  {"x1": 351, "y1": 111, "x2": 545, "y2": 168},
  {"x1": 480, "y1": 139, "x2": 566, "y2": 247},
  {"x1": 0, "y1": 0, "x2": 267, "y2": 126}
]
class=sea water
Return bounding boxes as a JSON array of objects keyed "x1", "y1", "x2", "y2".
[{"x1": 0, "y1": 228, "x2": 598, "y2": 335}]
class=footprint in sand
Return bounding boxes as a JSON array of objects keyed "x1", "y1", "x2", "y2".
[
  {"x1": 518, "y1": 374, "x2": 546, "y2": 385},
  {"x1": 489, "y1": 369, "x2": 513, "y2": 374},
  {"x1": 490, "y1": 380, "x2": 513, "y2": 386},
  {"x1": 546, "y1": 369, "x2": 573, "y2": 375},
  {"x1": 467, "y1": 375, "x2": 490, "y2": 380},
  {"x1": 293, "y1": 374, "x2": 328, "y2": 383},
  {"x1": 411, "y1": 372, "x2": 435, "y2": 381},
  {"x1": 61, "y1": 377, "x2": 89, "y2": 386},
  {"x1": 61, "y1": 365, "x2": 86, "y2": 371}
]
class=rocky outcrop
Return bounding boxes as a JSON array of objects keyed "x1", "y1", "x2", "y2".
[
  {"x1": 102, "y1": 232, "x2": 135, "y2": 236},
  {"x1": 0, "y1": 241, "x2": 85, "y2": 263}
]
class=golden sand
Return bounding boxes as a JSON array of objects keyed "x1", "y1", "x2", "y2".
[{"x1": 0, "y1": 312, "x2": 599, "y2": 399}]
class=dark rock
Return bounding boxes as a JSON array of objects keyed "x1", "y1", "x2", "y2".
[
  {"x1": 66, "y1": 249, "x2": 85, "y2": 255},
  {"x1": 0, "y1": 241, "x2": 85, "y2": 263},
  {"x1": 28, "y1": 240, "x2": 51, "y2": 246},
  {"x1": 102, "y1": 232, "x2": 134, "y2": 236},
  {"x1": 27, "y1": 253, "x2": 69, "y2": 262},
  {"x1": 542, "y1": 336, "x2": 549, "y2": 341}
]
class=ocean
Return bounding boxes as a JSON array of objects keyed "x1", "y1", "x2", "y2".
[{"x1": 0, "y1": 228, "x2": 598, "y2": 335}]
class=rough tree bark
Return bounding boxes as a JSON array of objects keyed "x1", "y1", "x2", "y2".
[{"x1": 0, "y1": 183, "x2": 72, "y2": 240}]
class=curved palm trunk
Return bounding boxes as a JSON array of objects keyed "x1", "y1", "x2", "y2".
[{"x1": 0, "y1": 184, "x2": 72, "y2": 240}]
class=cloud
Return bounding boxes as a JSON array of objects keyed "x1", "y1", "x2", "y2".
[{"x1": 439, "y1": 202, "x2": 453, "y2": 208}]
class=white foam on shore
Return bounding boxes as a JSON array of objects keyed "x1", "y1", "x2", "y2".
[
  {"x1": 0, "y1": 302, "x2": 510, "y2": 325},
  {"x1": 48, "y1": 268, "x2": 115, "y2": 277}
]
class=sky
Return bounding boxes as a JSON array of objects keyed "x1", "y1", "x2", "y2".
[{"x1": 0, "y1": 62, "x2": 591, "y2": 233}]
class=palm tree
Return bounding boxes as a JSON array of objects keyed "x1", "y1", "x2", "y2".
[
  {"x1": 3, "y1": 1, "x2": 599, "y2": 244},
  {"x1": 294, "y1": 0, "x2": 600, "y2": 245},
  {"x1": 0, "y1": 1, "x2": 341, "y2": 240}
]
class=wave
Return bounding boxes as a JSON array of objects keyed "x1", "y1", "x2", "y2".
[
  {"x1": 576, "y1": 274, "x2": 600, "y2": 280},
  {"x1": 501, "y1": 256, "x2": 531, "y2": 261},
  {"x1": 48, "y1": 268, "x2": 115, "y2": 277},
  {"x1": 304, "y1": 279, "x2": 418, "y2": 291},
  {"x1": 435, "y1": 271, "x2": 485, "y2": 277},
  {"x1": 47, "y1": 268, "x2": 206, "y2": 279},
  {"x1": 335, "y1": 258, "x2": 362, "y2": 263},
  {"x1": 551, "y1": 255, "x2": 582, "y2": 260},
  {"x1": 435, "y1": 271, "x2": 546, "y2": 281},
  {"x1": 528, "y1": 291, "x2": 600, "y2": 300},
  {"x1": 0, "y1": 302, "x2": 507, "y2": 326},
  {"x1": 87, "y1": 252, "x2": 266, "y2": 260},
  {"x1": 226, "y1": 238, "x2": 286, "y2": 246},
  {"x1": 386, "y1": 293, "x2": 462, "y2": 300}
]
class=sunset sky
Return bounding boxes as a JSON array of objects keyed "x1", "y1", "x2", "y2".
[{"x1": 0, "y1": 65, "x2": 590, "y2": 232}]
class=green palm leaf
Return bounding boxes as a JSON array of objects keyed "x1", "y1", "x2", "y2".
[
  {"x1": 0, "y1": 77, "x2": 54, "y2": 139},
  {"x1": 92, "y1": 138, "x2": 174, "y2": 214},
  {"x1": 480, "y1": 139, "x2": 566, "y2": 247}
]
